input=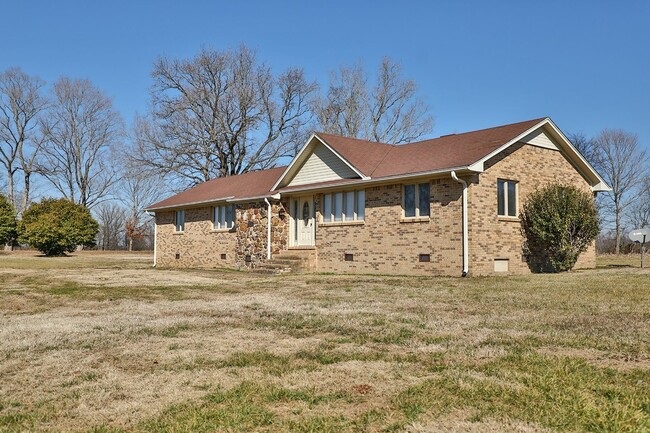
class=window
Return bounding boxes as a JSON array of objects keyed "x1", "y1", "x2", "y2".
[
  {"x1": 175, "y1": 210, "x2": 185, "y2": 232},
  {"x1": 403, "y1": 182, "x2": 430, "y2": 218},
  {"x1": 497, "y1": 179, "x2": 518, "y2": 217},
  {"x1": 333, "y1": 192, "x2": 343, "y2": 222},
  {"x1": 212, "y1": 204, "x2": 235, "y2": 230},
  {"x1": 322, "y1": 190, "x2": 365, "y2": 223},
  {"x1": 345, "y1": 191, "x2": 355, "y2": 221}
]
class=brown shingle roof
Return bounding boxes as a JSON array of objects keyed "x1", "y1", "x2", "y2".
[
  {"x1": 314, "y1": 133, "x2": 394, "y2": 177},
  {"x1": 369, "y1": 117, "x2": 546, "y2": 178},
  {"x1": 316, "y1": 117, "x2": 546, "y2": 179},
  {"x1": 147, "y1": 166, "x2": 287, "y2": 210},
  {"x1": 148, "y1": 118, "x2": 548, "y2": 210}
]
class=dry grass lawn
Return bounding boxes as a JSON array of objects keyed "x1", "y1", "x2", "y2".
[{"x1": 0, "y1": 251, "x2": 648, "y2": 432}]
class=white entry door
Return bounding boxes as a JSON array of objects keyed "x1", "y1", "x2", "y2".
[{"x1": 293, "y1": 196, "x2": 315, "y2": 246}]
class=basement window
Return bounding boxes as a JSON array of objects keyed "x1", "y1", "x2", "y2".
[
  {"x1": 220, "y1": 253, "x2": 227, "y2": 260},
  {"x1": 344, "y1": 253, "x2": 354, "y2": 262},
  {"x1": 419, "y1": 254, "x2": 431, "y2": 262}
]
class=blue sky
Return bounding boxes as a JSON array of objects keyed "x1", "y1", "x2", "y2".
[{"x1": 1, "y1": 0, "x2": 648, "y2": 148}]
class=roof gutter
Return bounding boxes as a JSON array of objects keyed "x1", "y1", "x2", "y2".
[
  {"x1": 145, "y1": 193, "x2": 285, "y2": 212},
  {"x1": 279, "y1": 166, "x2": 477, "y2": 195},
  {"x1": 451, "y1": 171, "x2": 469, "y2": 277}
]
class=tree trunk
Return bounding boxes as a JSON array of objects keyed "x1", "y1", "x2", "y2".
[
  {"x1": 615, "y1": 205, "x2": 621, "y2": 255},
  {"x1": 128, "y1": 236, "x2": 133, "y2": 252},
  {"x1": 7, "y1": 170, "x2": 14, "y2": 208},
  {"x1": 22, "y1": 172, "x2": 30, "y2": 213}
]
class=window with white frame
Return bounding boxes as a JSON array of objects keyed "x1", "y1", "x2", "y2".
[
  {"x1": 212, "y1": 204, "x2": 235, "y2": 230},
  {"x1": 175, "y1": 210, "x2": 185, "y2": 232},
  {"x1": 497, "y1": 179, "x2": 517, "y2": 217},
  {"x1": 403, "y1": 183, "x2": 430, "y2": 218},
  {"x1": 321, "y1": 190, "x2": 365, "y2": 223}
]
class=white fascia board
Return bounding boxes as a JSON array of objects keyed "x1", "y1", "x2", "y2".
[
  {"x1": 279, "y1": 166, "x2": 475, "y2": 194},
  {"x1": 468, "y1": 118, "x2": 550, "y2": 172},
  {"x1": 591, "y1": 181, "x2": 611, "y2": 192},
  {"x1": 468, "y1": 117, "x2": 612, "y2": 192},
  {"x1": 270, "y1": 133, "x2": 369, "y2": 191},
  {"x1": 226, "y1": 194, "x2": 281, "y2": 203},
  {"x1": 145, "y1": 196, "x2": 236, "y2": 212},
  {"x1": 543, "y1": 118, "x2": 612, "y2": 191}
]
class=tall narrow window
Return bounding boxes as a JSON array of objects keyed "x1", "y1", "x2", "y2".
[
  {"x1": 322, "y1": 194, "x2": 332, "y2": 222},
  {"x1": 175, "y1": 210, "x2": 185, "y2": 232},
  {"x1": 497, "y1": 180, "x2": 505, "y2": 216},
  {"x1": 321, "y1": 190, "x2": 365, "y2": 223},
  {"x1": 497, "y1": 179, "x2": 518, "y2": 217},
  {"x1": 404, "y1": 184, "x2": 416, "y2": 217},
  {"x1": 225, "y1": 205, "x2": 234, "y2": 227},
  {"x1": 419, "y1": 183, "x2": 430, "y2": 217},
  {"x1": 333, "y1": 192, "x2": 343, "y2": 222},
  {"x1": 403, "y1": 182, "x2": 430, "y2": 218},
  {"x1": 356, "y1": 190, "x2": 365, "y2": 221},
  {"x1": 212, "y1": 205, "x2": 234, "y2": 229},
  {"x1": 345, "y1": 191, "x2": 355, "y2": 221}
]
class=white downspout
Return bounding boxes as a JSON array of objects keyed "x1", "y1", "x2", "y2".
[
  {"x1": 451, "y1": 171, "x2": 468, "y2": 277},
  {"x1": 264, "y1": 198, "x2": 272, "y2": 260},
  {"x1": 147, "y1": 211, "x2": 157, "y2": 267}
]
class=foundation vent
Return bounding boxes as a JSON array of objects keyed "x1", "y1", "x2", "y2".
[
  {"x1": 494, "y1": 258, "x2": 509, "y2": 272},
  {"x1": 419, "y1": 254, "x2": 431, "y2": 262},
  {"x1": 344, "y1": 253, "x2": 354, "y2": 262}
]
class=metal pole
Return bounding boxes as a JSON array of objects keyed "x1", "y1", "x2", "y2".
[{"x1": 642, "y1": 235, "x2": 646, "y2": 269}]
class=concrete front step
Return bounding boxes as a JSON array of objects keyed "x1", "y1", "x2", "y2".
[{"x1": 252, "y1": 251, "x2": 314, "y2": 274}]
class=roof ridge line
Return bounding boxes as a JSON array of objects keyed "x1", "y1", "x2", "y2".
[{"x1": 404, "y1": 117, "x2": 549, "y2": 146}]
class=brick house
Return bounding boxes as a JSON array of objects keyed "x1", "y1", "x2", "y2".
[{"x1": 146, "y1": 117, "x2": 610, "y2": 276}]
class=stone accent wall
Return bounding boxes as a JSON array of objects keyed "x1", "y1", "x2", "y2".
[
  {"x1": 314, "y1": 179, "x2": 464, "y2": 276},
  {"x1": 155, "y1": 201, "x2": 288, "y2": 269},
  {"x1": 235, "y1": 201, "x2": 289, "y2": 268},
  {"x1": 468, "y1": 142, "x2": 597, "y2": 275}
]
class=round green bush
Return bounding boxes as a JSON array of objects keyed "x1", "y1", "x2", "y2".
[
  {"x1": 18, "y1": 198, "x2": 99, "y2": 256},
  {"x1": 0, "y1": 194, "x2": 17, "y2": 245},
  {"x1": 520, "y1": 184, "x2": 599, "y2": 273}
]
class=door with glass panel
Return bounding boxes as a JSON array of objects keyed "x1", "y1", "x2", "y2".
[{"x1": 292, "y1": 196, "x2": 314, "y2": 246}]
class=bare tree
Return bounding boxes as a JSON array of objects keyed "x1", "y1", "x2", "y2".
[
  {"x1": 315, "y1": 63, "x2": 368, "y2": 139},
  {"x1": 314, "y1": 57, "x2": 434, "y2": 144},
  {"x1": 628, "y1": 177, "x2": 650, "y2": 229},
  {"x1": 40, "y1": 77, "x2": 123, "y2": 208},
  {"x1": 133, "y1": 45, "x2": 317, "y2": 187},
  {"x1": 0, "y1": 68, "x2": 48, "y2": 211},
  {"x1": 95, "y1": 202, "x2": 126, "y2": 250},
  {"x1": 591, "y1": 129, "x2": 648, "y2": 254},
  {"x1": 567, "y1": 131, "x2": 596, "y2": 166},
  {"x1": 118, "y1": 164, "x2": 162, "y2": 251}
]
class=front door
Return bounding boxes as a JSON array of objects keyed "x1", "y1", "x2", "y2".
[{"x1": 292, "y1": 196, "x2": 315, "y2": 247}]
